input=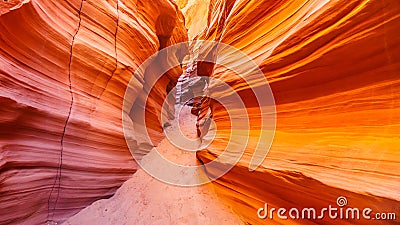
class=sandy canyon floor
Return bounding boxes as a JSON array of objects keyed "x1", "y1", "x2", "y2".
[{"x1": 64, "y1": 106, "x2": 243, "y2": 225}]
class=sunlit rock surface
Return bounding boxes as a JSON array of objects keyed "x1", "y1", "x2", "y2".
[
  {"x1": 175, "y1": 0, "x2": 209, "y2": 39},
  {"x1": 0, "y1": 0, "x2": 187, "y2": 224},
  {"x1": 195, "y1": 0, "x2": 400, "y2": 224}
]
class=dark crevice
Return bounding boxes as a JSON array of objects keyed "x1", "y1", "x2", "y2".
[
  {"x1": 46, "y1": 0, "x2": 85, "y2": 223},
  {"x1": 112, "y1": 0, "x2": 120, "y2": 76},
  {"x1": 195, "y1": 153, "x2": 213, "y2": 182},
  {"x1": 155, "y1": 14, "x2": 177, "y2": 50},
  {"x1": 98, "y1": 0, "x2": 120, "y2": 100}
]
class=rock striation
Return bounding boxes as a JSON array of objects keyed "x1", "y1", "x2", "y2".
[
  {"x1": 194, "y1": 0, "x2": 400, "y2": 224},
  {"x1": 0, "y1": 0, "x2": 187, "y2": 224},
  {"x1": 175, "y1": 0, "x2": 210, "y2": 39}
]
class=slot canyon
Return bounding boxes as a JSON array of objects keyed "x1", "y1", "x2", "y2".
[{"x1": 0, "y1": 0, "x2": 399, "y2": 224}]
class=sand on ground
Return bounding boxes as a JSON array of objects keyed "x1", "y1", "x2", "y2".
[{"x1": 64, "y1": 106, "x2": 243, "y2": 225}]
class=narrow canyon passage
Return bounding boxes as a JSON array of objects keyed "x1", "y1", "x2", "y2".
[{"x1": 64, "y1": 106, "x2": 243, "y2": 225}]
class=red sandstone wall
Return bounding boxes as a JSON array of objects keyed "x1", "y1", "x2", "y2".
[
  {"x1": 0, "y1": 0, "x2": 187, "y2": 224},
  {"x1": 196, "y1": 0, "x2": 400, "y2": 224}
]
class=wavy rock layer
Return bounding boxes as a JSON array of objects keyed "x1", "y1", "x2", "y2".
[
  {"x1": 0, "y1": 0, "x2": 187, "y2": 224},
  {"x1": 175, "y1": 0, "x2": 210, "y2": 39},
  {"x1": 195, "y1": 0, "x2": 400, "y2": 224}
]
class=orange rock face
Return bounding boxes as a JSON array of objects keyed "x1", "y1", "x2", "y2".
[
  {"x1": 175, "y1": 0, "x2": 210, "y2": 39},
  {"x1": 195, "y1": 0, "x2": 400, "y2": 224},
  {"x1": 0, "y1": 0, "x2": 187, "y2": 224}
]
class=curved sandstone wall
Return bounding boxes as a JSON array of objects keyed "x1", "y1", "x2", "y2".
[
  {"x1": 195, "y1": 0, "x2": 400, "y2": 224},
  {"x1": 0, "y1": 0, "x2": 187, "y2": 224}
]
